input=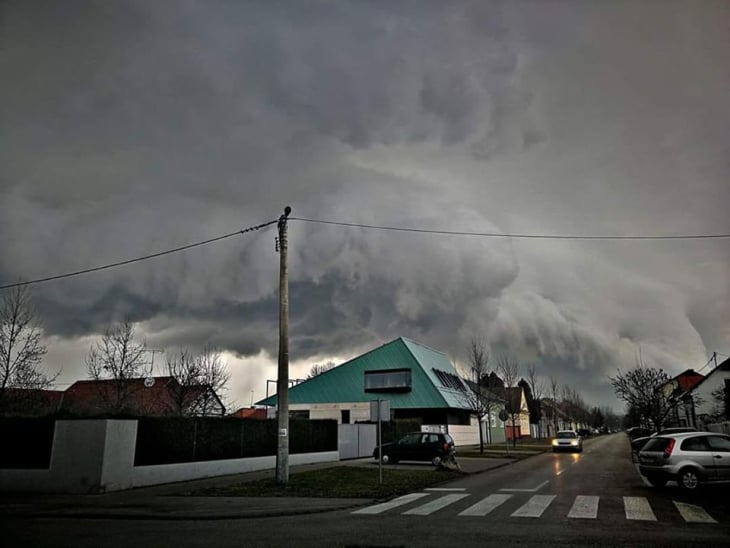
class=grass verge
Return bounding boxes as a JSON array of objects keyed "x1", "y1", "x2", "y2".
[{"x1": 182, "y1": 466, "x2": 463, "y2": 499}]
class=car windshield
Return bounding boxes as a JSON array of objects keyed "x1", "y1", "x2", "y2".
[{"x1": 556, "y1": 432, "x2": 577, "y2": 439}]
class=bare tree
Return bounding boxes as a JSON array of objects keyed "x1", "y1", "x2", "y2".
[
  {"x1": 306, "y1": 361, "x2": 337, "y2": 379},
  {"x1": 526, "y1": 363, "x2": 545, "y2": 438},
  {"x1": 709, "y1": 382, "x2": 730, "y2": 421},
  {"x1": 165, "y1": 348, "x2": 199, "y2": 414},
  {"x1": 548, "y1": 376, "x2": 561, "y2": 436},
  {"x1": 497, "y1": 355, "x2": 522, "y2": 447},
  {"x1": 166, "y1": 346, "x2": 230, "y2": 415},
  {"x1": 459, "y1": 338, "x2": 501, "y2": 453},
  {"x1": 609, "y1": 356, "x2": 671, "y2": 431},
  {"x1": 86, "y1": 320, "x2": 147, "y2": 414},
  {"x1": 191, "y1": 345, "x2": 230, "y2": 415},
  {"x1": 561, "y1": 385, "x2": 589, "y2": 429},
  {"x1": 0, "y1": 285, "x2": 52, "y2": 414}
]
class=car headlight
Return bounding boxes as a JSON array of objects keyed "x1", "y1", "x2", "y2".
[
  {"x1": 570, "y1": 440, "x2": 578, "y2": 446},
  {"x1": 552, "y1": 439, "x2": 559, "y2": 446}
]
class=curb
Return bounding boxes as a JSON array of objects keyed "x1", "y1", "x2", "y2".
[
  {"x1": 0, "y1": 456, "x2": 539, "y2": 521},
  {"x1": 0, "y1": 502, "x2": 372, "y2": 521}
]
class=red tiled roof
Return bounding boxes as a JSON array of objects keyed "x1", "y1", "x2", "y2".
[
  {"x1": 672, "y1": 369, "x2": 705, "y2": 393},
  {"x1": 231, "y1": 407, "x2": 267, "y2": 419},
  {"x1": 61, "y1": 376, "x2": 222, "y2": 416}
]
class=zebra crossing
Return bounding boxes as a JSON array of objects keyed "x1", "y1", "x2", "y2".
[{"x1": 352, "y1": 491, "x2": 719, "y2": 524}]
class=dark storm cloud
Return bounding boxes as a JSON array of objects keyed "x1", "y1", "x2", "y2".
[{"x1": 1, "y1": 1, "x2": 728, "y2": 409}]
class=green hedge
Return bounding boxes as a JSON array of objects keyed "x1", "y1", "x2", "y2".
[
  {"x1": 0, "y1": 418, "x2": 55, "y2": 469},
  {"x1": 134, "y1": 417, "x2": 336, "y2": 466}
]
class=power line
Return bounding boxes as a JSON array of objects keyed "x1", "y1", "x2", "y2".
[
  {"x1": 291, "y1": 217, "x2": 730, "y2": 241},
  {"x1": 0, "y1": 218, "x2": 279, "y2": 291},
  {"x1": 697, "y1": 355, "x2": 716, "y2": 374},
  {"x1": 3, "y1": 215, "x2": 728, "y2": 291}
]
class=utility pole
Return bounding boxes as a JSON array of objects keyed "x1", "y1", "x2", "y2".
[{"x1": 276, "y1": 206, "x2": 292, "y2": 484}]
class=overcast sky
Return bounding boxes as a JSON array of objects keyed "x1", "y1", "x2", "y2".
[{"x1": 2, "y1": 0, "x2": 728, "y2": 412}]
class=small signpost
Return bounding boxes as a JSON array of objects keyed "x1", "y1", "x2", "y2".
[{"x1": 370, "y1": 399, "x2": 390, "y2": 485}]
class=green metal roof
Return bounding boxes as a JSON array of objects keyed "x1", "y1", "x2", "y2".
[{"x1": 258, "y1": 337, "x2": 470, "y2": 410}]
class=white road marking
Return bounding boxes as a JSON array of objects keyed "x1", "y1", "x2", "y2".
[
  {"x1": 500, "y1": 480, "x2": 549, "y2": 493},
  {"x1": 673, "y1": 501, "x2": 717, "y2": 524},
  {"x1": 511, "y1": 494, "x2": 556, "y2": 518},
  {"x1": 402, "y1": 493, "x2": 470, "y2": 515},
  {"x1": 567, "y1": 495, "x2": 599, "y2": 519},
  {"x1": 624, "y1": 497, "x2": 657, "y2": 521},
  {"x1": 352, "y1": 493, "x2": 429, "y2": 514},
  {"x1": 425, "y1": 487, "x2": 466, "y2": 492},
  {"x1": 459, "y1": 493, "x2": 513, "y2": 516}
]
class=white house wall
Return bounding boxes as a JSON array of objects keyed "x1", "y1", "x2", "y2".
[
  {"x1": 292, "y1": 402, "x2": 372, "y2": 423},
  {"x1": 693, "y1": 370, "x2": 730, "y2": 418}
]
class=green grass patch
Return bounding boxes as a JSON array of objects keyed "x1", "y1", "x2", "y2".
[{"x1": 182, "y1": 466, "x2": 463, "y2": 499}]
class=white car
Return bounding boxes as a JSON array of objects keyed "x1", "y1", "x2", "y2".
[{"x1": 552, "y1": 430, "x2": 583, "y2": 453}]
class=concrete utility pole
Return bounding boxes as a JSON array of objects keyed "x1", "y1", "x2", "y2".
[{"x1": 276, "y1": 206, "x2": 291, "y2": 484}]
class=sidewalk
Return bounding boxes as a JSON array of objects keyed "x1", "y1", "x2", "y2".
[{"x1": 0, "y1": 456, "x2": 513, "y2": 521}]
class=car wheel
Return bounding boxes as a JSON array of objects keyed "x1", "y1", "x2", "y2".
[
  {"x1": 431, "y1": 455, "x2": 443, "y2": 467},
  {"x1": 645, "y1": 475, "x2": 667, "y2": 488},
  {"x1": 678, "y1": 468, "x2": 701, "y2": 491},
  {"x1": 381, "y1": 454, "x2": 390, "y2": 465}
]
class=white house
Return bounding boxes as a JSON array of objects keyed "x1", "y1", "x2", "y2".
[{"x1": 690, "y1": 356, "x2": 730, "y2": 426}]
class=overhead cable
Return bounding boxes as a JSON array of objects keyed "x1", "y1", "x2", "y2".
[
  {"x1": 291, "y1": 217, "x2": 730, "y2": 240},
  {"x1": 0, "y1": 218, "x2": 279, "y2": 290}
]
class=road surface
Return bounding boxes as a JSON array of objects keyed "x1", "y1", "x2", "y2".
[{"x1": 4, "y1": 434, "x2": 728, "y2": 547}]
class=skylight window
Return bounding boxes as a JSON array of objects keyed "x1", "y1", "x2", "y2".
[{"x1": 433, "y1": 368, "x2": 466, "y2": 391}]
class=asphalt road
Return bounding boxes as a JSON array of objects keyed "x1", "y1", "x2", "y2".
[{"x1": 4, "y1": 434, "x2": 729, "y2": 548}]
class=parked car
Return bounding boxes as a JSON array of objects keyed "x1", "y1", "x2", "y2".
[
  {"x1": 373, "y1": 432, "x2": 455, "y2": 466},
  {"x1": 626, "y1": 427, "x2": 652, "y2": 440},
  {"x1": 637, "y1": 432, "x2": 730, "y2": 491},
  {"x1": 631, "y1": 427, "x2": 697, "y2": 453},
  {"x1": 552, "y1": 430, "x2": 583, "y2": 453}
]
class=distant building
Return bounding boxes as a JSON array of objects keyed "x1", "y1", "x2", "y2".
[
  {"x1": 688, "y1": 358, "x2": 730, "y2": 426},
  {"x1": 230, "y1": 407, "x2": 267, "y2": 420},
  {"x1": 658, "y1": 369, "x2": 705, "y2": 428},
  {"x1": 0, "y1": 377, "x2": 226, "y2": 417},
  {"x1": 61, "y1": 376, "x2": 226, "y2": 417}
]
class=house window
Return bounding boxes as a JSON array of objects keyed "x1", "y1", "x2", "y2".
[
  {"x1": 364, "y1": 369, "x2": 412, "y2": 392},
  {"x1": 341, "y1": 410, "x2": 351, "y2": 424}
]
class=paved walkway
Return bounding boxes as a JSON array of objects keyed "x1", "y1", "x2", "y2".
[{"x1": 0, "y1": 456, "x2": 514, "y2": 520}]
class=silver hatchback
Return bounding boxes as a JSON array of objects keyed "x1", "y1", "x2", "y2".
[{"x1": 637, "y1": 432, "x2": 730, "y2": 491}]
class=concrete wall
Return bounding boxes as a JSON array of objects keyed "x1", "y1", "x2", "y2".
[
  {"x1": 291, "y1": 402, "x2": 372, "y2": 423},
  {"x1": 441, "y1": 423, "x2": 479, "y2": 447},
  {"x1": 0, "y1": 419, "x2": 339, "y2": 494}
]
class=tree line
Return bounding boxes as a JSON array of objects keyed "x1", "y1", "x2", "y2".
[{"x1": 0, "y1": 285, "x2": 230, "y2": 416}]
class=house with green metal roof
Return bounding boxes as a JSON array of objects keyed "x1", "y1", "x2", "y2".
[{"x1": 258, "y1": 337, "x2": 507, "y2": 446}]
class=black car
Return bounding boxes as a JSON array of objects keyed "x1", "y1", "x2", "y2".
[{"x1": 373, "y1": 432, "x2": 456, "y2": 466}]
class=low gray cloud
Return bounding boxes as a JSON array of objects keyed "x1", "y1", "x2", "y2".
[{"x1": 2, "y1": 1, "x2": 728, "y2": 411}]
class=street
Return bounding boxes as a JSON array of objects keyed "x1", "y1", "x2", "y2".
[{"x1": 3, "y1": 434, "x2": 728, "y2": 547}]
